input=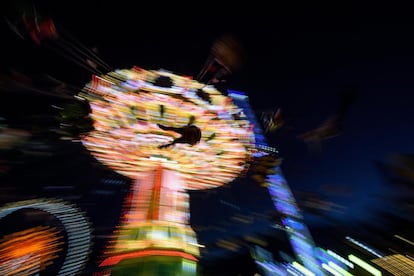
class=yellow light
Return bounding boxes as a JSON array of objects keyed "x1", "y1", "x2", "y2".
[
  {"x1": 348, "y1": 254, "x2": 382, "y2": 276},
  {"x1": 394, "y1": 234, "x2": 414, "y2": 246},
  {"x1": 322, "y1": 263, "x2": 342, "y2": 276},
  {"x1": 328, "y1": 261, "x2": 353, "y2": 276},
  {"x1": 292, "y1": 261, "x2": 315, "y2": 276},
  {"x1": 0, "y1": 226, "x2": 63, "y2": 275}
]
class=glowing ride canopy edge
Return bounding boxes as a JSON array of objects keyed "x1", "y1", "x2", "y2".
[{"x1": 79, "y1": 67, "x2": 256, "y2": 190}]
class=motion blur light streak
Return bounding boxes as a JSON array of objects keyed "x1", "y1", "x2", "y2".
[
  {"x1": 345, "y1": 236, "x2": 384, "y2": 258},
  {"x1": 348, "y1": 254, "x2": 382, "y2": 276},
  {"x1": 292, "y1": 261, "x2": 315, "y2": 276},
  {"x1": 321, "y1": 263, "x2": 341, "y2": 276},
  {"x1": 327, "y1": 249, "x2": 354, "y2": 268},
  {"x1": 393, "y1": 234, "x2": 414, "y2": 246},
  {"x1": 0, "y1": 198, "x2": 92, "y2": 276},
  {"x1": 100, "y1": 249, "x2": 198, "y2": 266},
  {"x1": 0, "y1": 226, "x2": 62, "y2": 276},
  {"x1": 327, "y1": 261, "x2": 353, "y2": 276}
]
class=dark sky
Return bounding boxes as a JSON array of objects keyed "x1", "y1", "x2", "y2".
[
  {"x1": 13, "y1": 0, "x2": 412, "y2": 224},
  {"x1": 2, "y1": 0, "x2": 414, "y2": 273}
]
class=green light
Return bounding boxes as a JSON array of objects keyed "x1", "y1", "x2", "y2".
[
  {"x1": 328, "y1": 261, "x2": 353, "y2": 276},
  {"x1": 292, "y1": 261, "x2": 315, "y2": 276},
  {"x1": 322, "y1": 263, "x2": 342, "y2": 276},
  {"x1": 348, "y1": 254, "x2": 382, "y2": 276}
]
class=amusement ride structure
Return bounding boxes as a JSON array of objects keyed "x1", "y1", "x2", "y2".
[{"x1": 80, "y1": 67, "x2": 256, "y2": 275}]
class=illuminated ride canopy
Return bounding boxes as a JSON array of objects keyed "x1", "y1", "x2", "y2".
[{"x1": 80, "y1": 67, "x2": 256, "y2": 189}]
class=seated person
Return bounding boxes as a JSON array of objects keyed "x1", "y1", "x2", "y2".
[{"x1": 157, "y1": 115, "x2": 202, "y2": 149}]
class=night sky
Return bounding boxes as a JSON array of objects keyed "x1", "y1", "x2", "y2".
[{"x1": 1, "y1": 1, "x2": 414, "y2": 274}]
